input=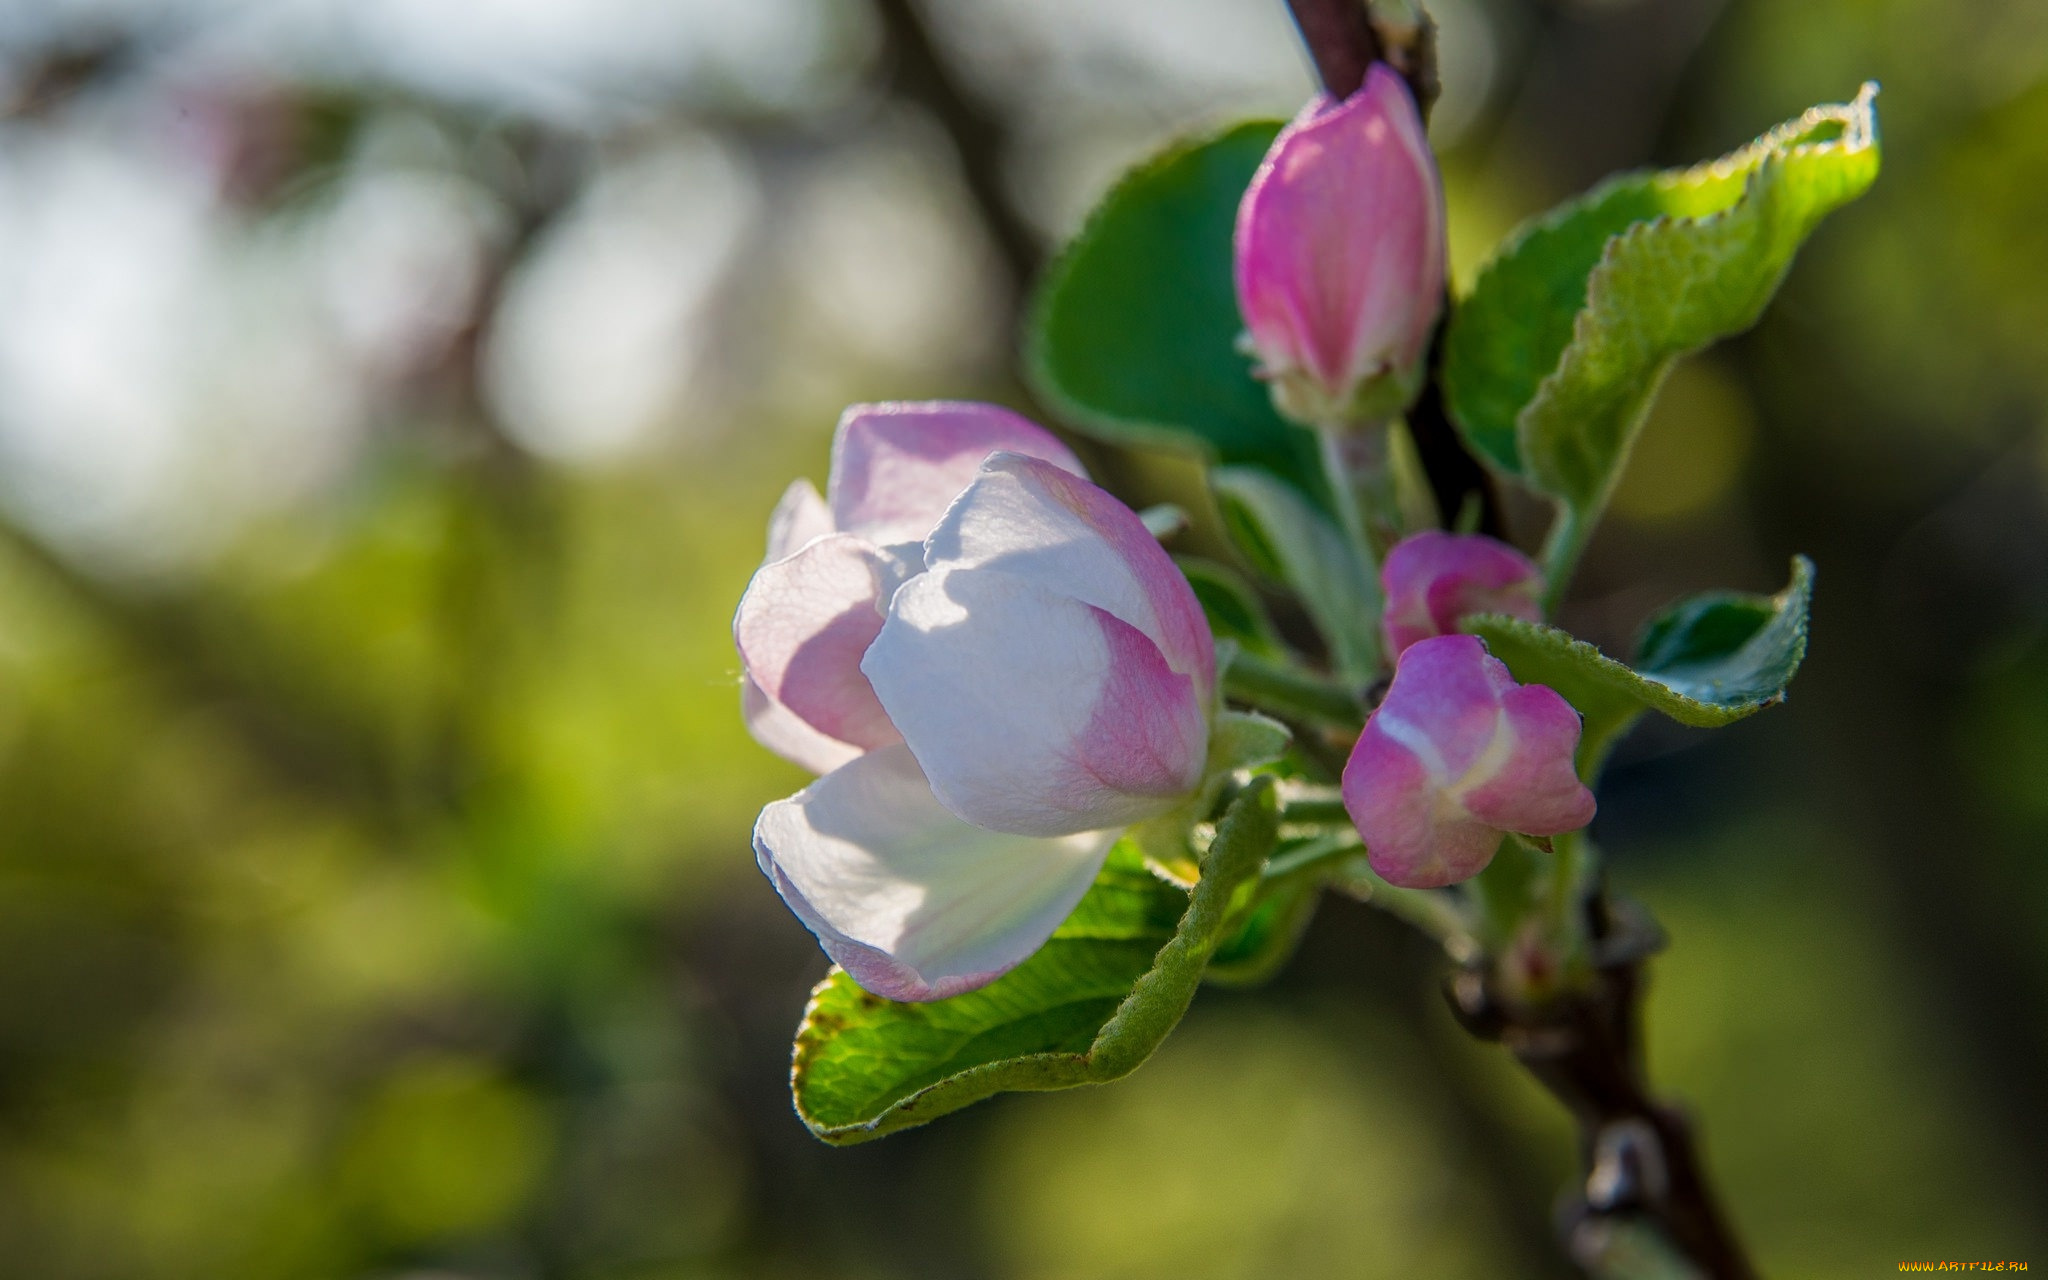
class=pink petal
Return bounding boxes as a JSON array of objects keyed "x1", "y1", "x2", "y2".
[
  {"x1": 734, "y1": 532, "x2": 902, "y2": 757},
  {"x1": 827, "y1": 402, "x2": 1086, "y2": 548},
  {"x1": 741, "y1": 674, "x2": 862, "y2": 776},
  {"x1": 764, "y1": 479, "x2": 833, "y2": 563},
  {"x1": 1342, "y1": 716, "x2": 1506, "y2": 888},
  {"x1": 1381, "y1": 531, "x2": 1544, "y2": 656},
  {"x1": 1234, "y1": 65, "x2": 1445, "y2": 409},
  {"x1": 1460, "y1": 683, "x2": 1598, "y2": 836},
  {"x1": 1341, "y1": 634, "x2": 1593, "y2": 888},
  {"x1": 1367, "y1": 634, "x2": 1518, "y2": 780},
  {"x1": 755, "y1": 745, "x2": 1117, "y2": 1001}
]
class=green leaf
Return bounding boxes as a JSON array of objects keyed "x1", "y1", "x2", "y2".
[
  {"x1": 1207, "y1": 709, "x2": 1292, "y2": 775},
  {"x1": 1205, "y1": 869, "x2": 1323, "y2": 989},
  {"x1": 1027, "y1": 122, "x2": 1325, "y2": 496},
  {"x1": 791, "y1": 778, "x2": 1282, "y2": 1144},
  {"x1": 1178, "y1": 556, "x2": 1289, "y2": 661},
  {"x1": 1444, "y1": 84, "x2": 1880, "y2": 510},
  {"x1": 1464, "y1": 556, "x2": 1813, "y2": 776},
  {"x1": 1211, "y1": 466, "x2": 1380, "y2": 682}
]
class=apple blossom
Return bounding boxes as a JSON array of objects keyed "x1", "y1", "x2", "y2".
[
  {"x1": 1381, "y1": 531, "x2": 1544, "y2": 658},
  {"x1": 1343, "y1": 634, "x2": 1595, "y2": 889},
  {"x1": 1234, "y1": 63, "x2": 1446, "y2": 429},
  {"x1": 741, "y1": 415, "x2": 1218, "y2": 1002}
]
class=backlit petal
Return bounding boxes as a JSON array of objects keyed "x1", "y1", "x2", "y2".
[
  {"x1": 828, "y1": 402, "x2": 1085, "y2": 547},
  {"x1": 1234, "y1": 65, "x2": 1444, "y2": 413},
  {"x1": 865, "y1": 565, "x2": 1207, "y2": 837},
  {"x1": 734, "y1": 532, "x2": 902, "y2": 755},
  {"x1": 741, "y1": 673, "x2": 862, "y2": 776},
  {"x1": 755, "y1": 745, "x2": 1117, "y2": 1001},
  {"x1": 921, "y1": 453, "x2": 1215, "y2": 695},
  {"x1": 764, "y1": 478, "x2": 833, "y2": 562}
]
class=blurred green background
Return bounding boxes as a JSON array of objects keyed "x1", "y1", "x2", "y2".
[{"x1": 0, "y1": 0, "x2": 2043, "y2": 1275}]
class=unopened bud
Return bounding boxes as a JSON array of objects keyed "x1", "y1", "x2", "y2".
[{"x1": 1234, "y1": 64, "x2": 1446, "y2": 429}]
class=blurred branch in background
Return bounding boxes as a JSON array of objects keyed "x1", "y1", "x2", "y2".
[{"x1": 873, "y1": 0, "x2": 1041, "y2": 293}]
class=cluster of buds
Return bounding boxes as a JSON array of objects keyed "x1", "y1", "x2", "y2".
[
  {"x1": 1350, "y1": 533, "x2": 1592, "y2": 888},
  {"x1": 735, "y1": 72, "x2": 1593, "y2": 1000}
]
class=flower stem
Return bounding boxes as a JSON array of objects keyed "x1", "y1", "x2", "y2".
[
  {"x1": 1222, "y1": 650, "x2": 1365, "y2": 729},
  {"x1": 1319, "y1": 423, "x2": 1405, "y2": 562},
  {"x1": 1273, "y1": 790, "x2": 1351, "y2": 826},
  {"x1": 1318, "y1": 426, "x2": 1376, "y2": 568},
  {"x1": 1540, "y1": 502, "x2": 1594, "y2": 613}
]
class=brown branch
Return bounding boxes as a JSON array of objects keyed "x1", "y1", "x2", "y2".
[
  {"x1": 1284, "y1": 0, "x2": 1384, "y2": 98},
  {"x1": 870, "y1": 0, "x2": 1040, "y2": 294},
  {"x1": 1449, "y1": 897, "x2": 1757, "y2": 1279},
  {"x1": 1409, "y1": 309, "x2": 1505, "y2": 537}
]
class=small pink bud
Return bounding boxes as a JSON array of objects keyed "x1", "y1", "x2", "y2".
[
  {"x1": 1381, "y1": 531, "x2": 1544, "y2": 658},
  {"x1": 1343, "y1": 635, "x2": 1594, "y2": 888},
  {"x1": 1234, "y1": 64, "x2": 1447, "y2": 428}
]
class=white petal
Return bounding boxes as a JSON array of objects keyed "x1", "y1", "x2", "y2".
[
  {"x1": 741, "y1": 674, "x2": 862, "y2": 776},
  {"x1": 863, "y1": 564, "x2": 1206, "y2": 837},
  {"x1": 764, "y1": 479, "x2": 833, "y2": 562},
  {"x1": 755, "y1": 745, "x2": 1116, "y2": 1001},
  {"x1": 923, "y1": 455, "x2": 1214, "y2": 693}
]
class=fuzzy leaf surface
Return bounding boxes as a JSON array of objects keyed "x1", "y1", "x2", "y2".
[
  {"x1": 1178, "y1": 556, "x2": 1289, "y2": 661},
  {"x1": 1444, "y1": 85, "x2": 1880, "y2": 511},
  {"x1": 1212, "y1": 465, "x2": 1380, "y2": 682},
  {"x1": 1465, "y1": 556, "x2": 1813, "y2": 775},
  {"x1": 791, "y1": 779, "x2": 1281, "y2": 1144}
]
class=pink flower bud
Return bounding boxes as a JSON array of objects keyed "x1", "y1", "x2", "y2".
[
  {"x1": 1234, "y1": 65, "x2": 1446, "y2": 428},
  {"x1": 1381, "y1": 531, "x2": 1544, "y2": 658},
  {"x1": 1343, "y1": 635, "x2": 1594, "y2": 888}
]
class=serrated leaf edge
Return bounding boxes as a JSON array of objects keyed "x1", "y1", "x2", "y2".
[
  {"x1": 1465, "y1": 555, "x2": 1813, "y2": 727},
  {"x1": 1518, "y1": 85, "x2": 1880, "y2": 506},
  {"x1": 1448, "y1": 83, "x2": 1879, "y2": 479}
]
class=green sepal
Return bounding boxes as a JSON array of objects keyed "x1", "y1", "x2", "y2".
[
  {"x1": 1207, "y1": 708, "x2": 1291, "y2": 776},
  {"x1": 1129, "y1": 705, "x2": 1289, "y2": 884},
  {"x1": 1211, "y1": 465, "x2": 1381, "y2": 683},
  {"x1": 790, "y1": 779, "x2": 1282, "y2": 1144},
  {"x1": 1026, "y1": 121, "x2": 1326, "y2": 498},
  {"x1": 1444, "y1": 85, "x2": 1880, "y2": 513},
  {"x1": 1464, "y1": 556, "x2": 1813, "y2": 777}
]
